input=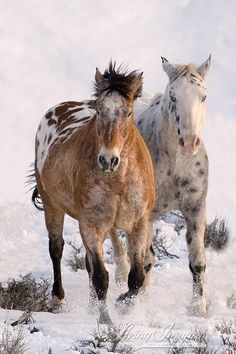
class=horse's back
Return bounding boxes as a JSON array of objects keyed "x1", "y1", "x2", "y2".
[{"x1": 35, "y1": 100, "x2": 95, "y2": 173}]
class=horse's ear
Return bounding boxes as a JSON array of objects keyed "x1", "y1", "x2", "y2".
[
  {"x1": 95, "y1": 67, "x2": 104, "y2": 86},
  {"x1": 130, "y1": 72, "x2": 143, "y2": 99},
  {"x1": 161, "y1": 57, "x2": 178, "y2": 81},
  {"x1": 197, "y1": 55, "x2": 211, "y2": 78}
]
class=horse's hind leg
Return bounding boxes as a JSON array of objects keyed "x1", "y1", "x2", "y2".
[
  {"x1": 110, "y1": 228, "x2": 129, "y2": 284},
  {"x1": 183, "y1": 204, "x2": 207, "y2": 316},
  {"x1": 43, "y1": 200, "x2": 65, "y2": 312}
]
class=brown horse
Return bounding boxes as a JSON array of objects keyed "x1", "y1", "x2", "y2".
[{"x1": 31, "y1": 63, "x2": 155, "y2": 324}]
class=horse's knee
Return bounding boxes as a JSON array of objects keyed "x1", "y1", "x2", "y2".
[
  {"x1": 49, "y1": 234, "x2": 64, "y2": 259},
  {"x1": 92, "y1": 255, "x2": 109, "y2": 300}
]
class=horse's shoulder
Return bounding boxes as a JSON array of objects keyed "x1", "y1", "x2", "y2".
[{"x1": 36, "y1": 100, "x2": 95, "y2": 173}]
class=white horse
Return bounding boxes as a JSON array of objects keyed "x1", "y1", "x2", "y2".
[{"x1": 111, "y1": 56, "x2": 211, "y2": 316}]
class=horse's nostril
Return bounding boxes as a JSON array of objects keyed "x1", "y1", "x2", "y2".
[
  {"x1": 98, "y1": 155, "x2": 105, "y2": 165},
  {"x1": 111, "y1": 156, "x2": 119, "y2": 167},
  {"x1": 179, "y1": 138, "x2": 185, "y2": 147},
  {"x1": 194, "y1": 137, "x2": 201, "y2": 147},
  {"x1": 98, "y1": 154, "x2": 108, "y2": 169}
]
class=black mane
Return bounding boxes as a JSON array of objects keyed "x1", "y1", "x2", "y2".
[{"x1": 93, "y1": 61, "x2": 142, "y2": 99}]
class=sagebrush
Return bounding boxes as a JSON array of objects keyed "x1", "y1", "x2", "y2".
[{"x1": 0, "y1": 273, "x2": 51, "y2": 312}]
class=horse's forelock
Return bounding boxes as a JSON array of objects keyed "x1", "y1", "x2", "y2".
[{"x1": 93, "y1": 61, "x2": 142, "y2": 100}]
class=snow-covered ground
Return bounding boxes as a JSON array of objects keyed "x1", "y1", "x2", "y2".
[{"x1": 0, "y1": 1, "x2": 236, "y2": 353}]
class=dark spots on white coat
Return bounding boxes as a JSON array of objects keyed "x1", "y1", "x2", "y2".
[
  {"x1": 191, "y1": 201, "x2": 202, "y2": 216},
  {"x1": 188, "y1": 187, "x2": 198, "y2": 193},
  {"x1": 199, "y1": 169, "x2": 205, "y2": 176},
  {"x1": 171, "y1": 104, "x2": 176, "y2": 113},
  {"x1": 169, "y1": 91, "x2": 177, "y2": 102},
  {"x1": 181, "y1": 178, "x2": 190, "y2": 187},
  {"x1": 48, "y1": 118, "x2": 57, "y2": 126},
  {"x1": 45, "y1": 111, "x2": 53, "y2": 119},
  {"x1": 175, "y1": 191, "x2": 180, "y2": 199},
  {"x1": 174, "y1": 175, "x2": 181, "y2": 186}
]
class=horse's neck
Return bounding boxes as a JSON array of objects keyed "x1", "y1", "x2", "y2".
[{"x1": 146, "y1": 94, "x2": 179, "y2": 163}]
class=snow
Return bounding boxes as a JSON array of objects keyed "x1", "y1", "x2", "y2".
[{"x1": 0, "y1": 1, "x2": 236, "y2": 352}]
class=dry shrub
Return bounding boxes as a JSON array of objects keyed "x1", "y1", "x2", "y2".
[
  {"x1": 204, "y1": 217, "x2": 229, "y2": 250},
  {"x1": 0, "y1": 273, "x2": 51, "y2": 312},
  {"x1": 0, "y1": 326, "x2": 27, "y2": 354},
  {"x1": 66, "y1": 241, "x2": 86, "y2": 271}
]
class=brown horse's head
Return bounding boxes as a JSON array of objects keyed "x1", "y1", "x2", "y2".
[{"x1": 94, "y1": 62, "x2": 142, "y2": 172}]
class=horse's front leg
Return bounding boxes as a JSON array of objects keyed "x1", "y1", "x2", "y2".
[
  {"x1": 110, "y1": 228, "x2": 130, "y2": 284},
  {"x1": 85, "y1": 253, "x2": 97, "y2": 312},
  {"x1": 183, "y1": 204, "x2": 207, "y2": 316},
  {"x1": 117, "y1": 214, "x2": 152, "y2": 304},
  {"x1": 80, "y1": 225, "x2": 112, "y2": 325}
]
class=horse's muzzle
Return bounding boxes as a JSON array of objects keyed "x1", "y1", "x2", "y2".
[
  {"x1": 179, "y1": 135, "x2": 201, "y2": 156},
  {"x1": 98, "y1": 154, "x2": 120, "y2": 172}
]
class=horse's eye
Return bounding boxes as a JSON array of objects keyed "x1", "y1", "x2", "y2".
[{"x1": 202, "y1": 95, "x2": 207, "y2": 102}]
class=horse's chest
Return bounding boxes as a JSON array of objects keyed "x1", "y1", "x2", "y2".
[
  {"x1": 114, "y1": 186, "x2": 147, "y2": 231},
  {"x1": 154, "y1": 170, "x2": 178, "y2": 214},
  {"x1": 154, "y1": 158, "x2": 207, "y2": 215}
]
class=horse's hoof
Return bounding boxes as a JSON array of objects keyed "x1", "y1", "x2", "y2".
[
  {"x1": 187, "y1": 296, "x2": 207, "y2": 317},
  {"x1": 49, "y1": 296, "x2": 67, "y2": 313},
  {"x1": 115, "y1": 292, "x2": 136, "y2": 314}
]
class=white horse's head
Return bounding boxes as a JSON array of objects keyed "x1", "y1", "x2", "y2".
[{"x1": 162, "y1": 56, "x2": 211, "y2": 156}]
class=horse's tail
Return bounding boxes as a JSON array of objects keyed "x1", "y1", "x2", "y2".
[
  {"x1": 31, "y1": 186, "x2": 44, "y2": 211},
  {"x1": 26, "y1": 162, "x2": 44, "y2": 211}
]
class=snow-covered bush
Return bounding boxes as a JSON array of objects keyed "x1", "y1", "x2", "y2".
[
  {"x1": 66, "y1": 241, "x2": 86, "y2": 271},
  {"x1": 0, "y1": 273, "x2": 50, "y2": 312},
  {"x1": 71, "y1": 321, "x2": 134, "y2": 353},
  {"x1": 205, "y1": 217, "x2": 229, "y2": 250},
  {"x1": 0, "y1": 326, "x2": 27, "y2": 354}
]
